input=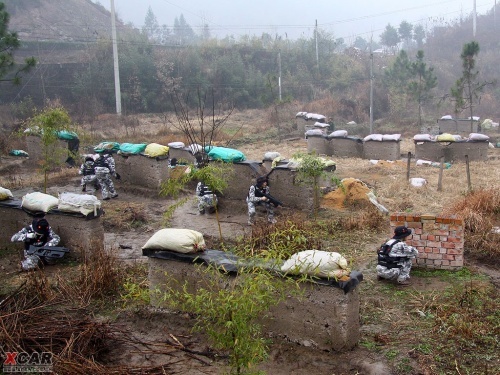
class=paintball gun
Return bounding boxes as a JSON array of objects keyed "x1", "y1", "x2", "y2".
[
  {"x1": 257, "y1": 189, "x2": 283, "y2": 207},
  {"x1": 28, "y1": 245, "x2": 70, "y2": 261}
]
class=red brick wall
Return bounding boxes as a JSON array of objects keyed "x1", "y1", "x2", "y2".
[{"x1": 390, "y1": 213, "x2": 464, "y2": 270}]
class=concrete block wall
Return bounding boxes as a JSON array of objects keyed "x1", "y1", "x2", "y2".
[
  {"x1": 306, "y1": 134, "x2": 329, "y2": 155},
  {"x1": 0, "y1": 201, "x2": 104, "y2": 260},
  {"x1": 390, "y1": 213, "x2": 464, "y2": 270},
  {"x1": 362, "y1": 140, "x2": 401, "y2": 161},
  {"x1": 148, "y1": 257, "x2": 360, "y2": 351},
  {"x1": 414, "y1": 140, "x2": 489, "y2": 162},
  {"x1": 328, "y1": 137, "x2": 363, "y2": 158},
  {"x1": 114, "y1": 154, "x2": 170, "y2": 189},
  {"x1": 307, "y1": 137, "x2": 399, "y2": 160},
  {"x1": 25, "y1": 136, "x2": 69, "y2": 165},
  {"x1": 168, "y1": 147, "x2": 197, "y2": 164}
]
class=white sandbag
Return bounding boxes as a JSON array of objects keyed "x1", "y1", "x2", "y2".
[
  {"x1": 363, "y1": 134, "x2": 383, "y2": 142},
  {"x1": 314, "y1": 122, "x2": 329, "y2": 128},
  {"x1": 58, "y1": 192, "x2": 101, "y2": 216},
  {"x1": 167, "y1": 141, "x2": 185, "y2": 149},
  {"x1": 305, "y1": 129, "x2": 324, "y2": 136},
  {"x1": 264, "y1": 151, "x2": 281, "y2": 160},
  {"x1": 468, "y1": 133, "x2": 489, "y2": 141},
  {"x1": 0, "y1": 187, "x2": 14, "y2": 201},
  {"x1": 347, "y1": 121, "x2": 357, "y2": 125},
  {"x1": 280, "y1": 250, "x2": 351, "y2": 279},
  {"x1": 440, "y1": 115, "x2": 453, "y2": 120},
  {"x1": 382, "y1": 134, "x2": 401, "y2": 141},
  {"x1": 453, "y1": 135, "x2": 462, "y2": 141},
  {"x1": 142, "y1": 228, "x2": 206, "y2": 253},
  {"x1": 22, "y1": 192, "x2": 59, "y2": 213},
  {"x1": 328, "y1": 130, "x2": 348, "y2": 138},
  {"x1": 413, "y1": 134, "x2": 433, "y2": 141},
  {"x1": 305, "y1": 113, "x2": 326, "y2": 121},
  {"x1": 295, "y1": 111, "x2": 307, "y2": 117},
  {"x1": 410, "y1": 178, "x2": 427, "y2": 187}
]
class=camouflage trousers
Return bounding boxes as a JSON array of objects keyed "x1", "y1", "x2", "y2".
[
  {"x1": 80, "y1": 175, "x2": 98, "y2": 189},
  {"x1": 197, "y1": 194, "x2": 218, "y2": 213},
  {"x1": 95, "y1": 167, "x2": 117, "y2": 200},
  {"x1": 247, "y1": 200, "x2": 274, "y2": 224},
  {"x1": 376, "y1": 259, "x2": 413, "y2": 282}
]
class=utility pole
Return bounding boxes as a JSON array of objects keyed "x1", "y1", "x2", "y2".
[
  {"x1": 278, "y1": 50, "x2": 282, "y2": 101},
  {"x1": 315, "y1": 20, "x2": 319, "y2": 70},
  {"x1": 495, "y1": 0, "x2": 497, "y2": 30},
  {"x1": 369, "y1": 37, "x2": 374, "y2": 134},
  {"x1": 473, "y1": 0, "x2": 477, "y2": 37},
  {"x1": 110, "y1": 0, "x2": 122, "y2": 115}
]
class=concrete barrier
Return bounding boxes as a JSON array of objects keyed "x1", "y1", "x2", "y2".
[
  {"x1": 168, "y1": 147, "x2": 197, "y2": 164},
  {"x1": 0, "y1": 199, "x2": 104, "y2": 259},
  {"x1": 25, "y1": 135, "x2": 70, "y2": 165},
  {"x1": 306, "y1": 134, "x2": 329, "y2": 155},
  {"x1": 114, "y1": 153, "x2": 170, "y2": 189},
  {"x1": 414, "y1": 140, "x2": 489, "y2": 162},
  {"x1": 328, "y1": 136, "x2": 363, "y2": 158},
  {"x1": 363, "y1": 140, "x2": 401, "y2": 161},
  {"x1": 147, "y1": 253, "x2": 361, "y2": 352}
]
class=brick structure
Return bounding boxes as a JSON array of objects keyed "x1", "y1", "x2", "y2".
[{"x1": 390, "y1": 213, "x2": 464, "y2": 270}]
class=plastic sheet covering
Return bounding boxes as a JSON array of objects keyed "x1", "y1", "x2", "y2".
[{"x1": 143, "y1": 248, "x2": 363, "y2": 294}]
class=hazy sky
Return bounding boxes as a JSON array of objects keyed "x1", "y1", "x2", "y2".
[{"x1": 99, "y1": 0, "x2": 494, "y2": 42}]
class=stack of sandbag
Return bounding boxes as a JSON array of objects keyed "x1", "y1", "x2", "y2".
[{"x1": 142, "y1": 228, "x2": 206, "y2": 253}]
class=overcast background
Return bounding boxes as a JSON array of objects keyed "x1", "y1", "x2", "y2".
[{"x1": 94, "y1": 0, "x2": 493, "y2": 42}]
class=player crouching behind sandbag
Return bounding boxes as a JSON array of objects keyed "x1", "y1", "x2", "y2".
[{"x1": 11, "y1": 217, "x2": 69, "y2": 271}]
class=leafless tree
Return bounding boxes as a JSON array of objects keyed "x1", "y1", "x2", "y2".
[{"x1": 170, "y1": 87, "x2": 234, "y2": 166}]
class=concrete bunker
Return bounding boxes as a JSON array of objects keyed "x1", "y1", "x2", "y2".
[
  {"x1": 0, "y1": 198, "x2": 104, "y2": 260},
  {"x1": 144, "y1": 248, "x2": 363, "y2": 352}
]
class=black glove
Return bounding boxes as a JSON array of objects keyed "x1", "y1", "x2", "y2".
[{"x1": 115, "y1": 173, "x2": 121, "y2": 180}]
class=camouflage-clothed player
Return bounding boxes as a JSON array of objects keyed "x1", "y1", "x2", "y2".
[
  {"x1": 78, "y1": 155, "x2": 99, "y2": 192},
  {"x1": 196, "y1": 182, "x2": 218, "y2": 214},
  {"x1": 11, "y1": 218, "x2": 60, "y2": 270},
  {"x1": 94, "y1": 152, "x2": 119, "y2": 200},
  {"x1": 246, "y1": 176, "x2": 276, "y2": 226},
  {"x1": 376, "y1": 226, "x2": 418, "y2": 285}
]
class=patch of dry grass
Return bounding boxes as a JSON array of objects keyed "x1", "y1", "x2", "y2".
[{"x1": 443, "y1": 188, "x2": 500, "y2": 262}]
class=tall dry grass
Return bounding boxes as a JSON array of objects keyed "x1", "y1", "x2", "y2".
[{"x1": 443, "y1": 188, "x2": 500, "y2": 262}]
